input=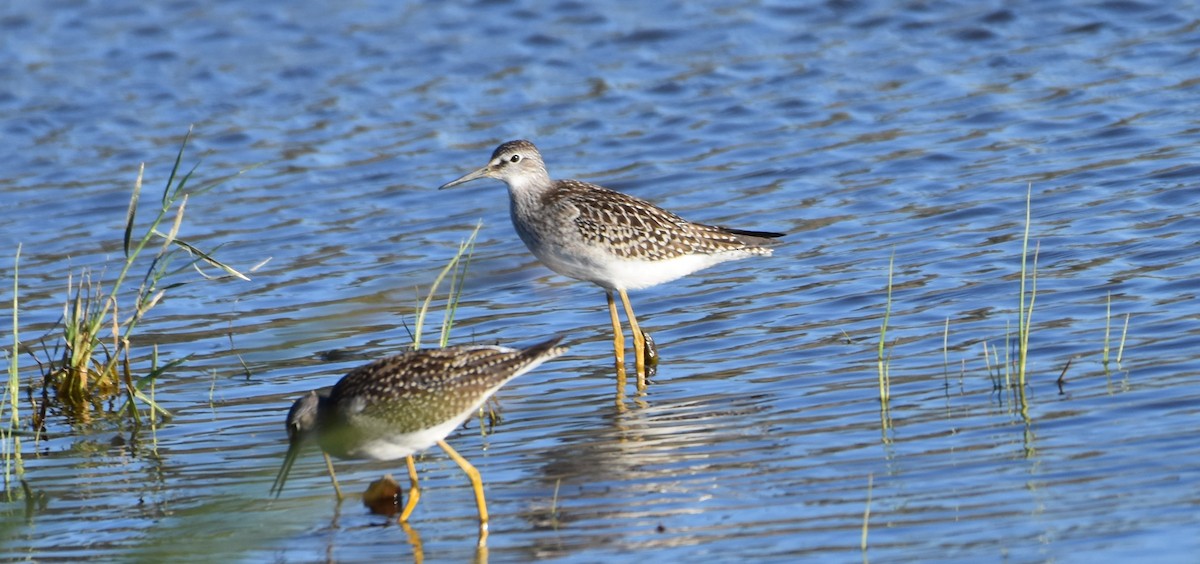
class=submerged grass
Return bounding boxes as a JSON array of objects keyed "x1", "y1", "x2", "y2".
[
  {"x1": 1103, "y1": 292, "x2": 1132, "y2": 367},
  {"x1": 3, "y1": 247, "x2": 24, "y2": 499},
  {"x1": 941, "y1": 317, "x2": 949, "y2": 386},
  {"x1": 883, "y1": 185, "x2": 1132, "y2": 419},
  {"x1": 861, "y1": 472, "x2": 873, "y2": 562},
  {"x1": 1103, "y1": 291, "x2": 1112, "y2": 364},
  {"x1": 1117, "y1": 312, "x2": 1130, "y2": 365}
]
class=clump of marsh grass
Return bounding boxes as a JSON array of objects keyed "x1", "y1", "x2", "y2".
[
  {"x1": 404, "y1": 222, "x2": 496, "y2": 433},
  {"x1": 901, "y1": 186, "x2": 1134, "y2": 418},
  {"x1": 1011, "y1": 184, "x2": 1040, "y2": 418},
  {"x1": 27, "y1": 129, "x2": 250, "y2": 426}
]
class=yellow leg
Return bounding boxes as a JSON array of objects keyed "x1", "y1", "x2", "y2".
[
  {"x1": 618, "y1": 288, "x2": 646, "y2": 390},
  {"x1": 437, "y1": 439, "x2": 489, "y2": 533},
  {"x1": 606, "y1": 290, "x2": 627, "y2": 376},
  {"x1": 323, "y1": 452, "x2": 344, "y2": 501},
  {"x1": 399, "y1": 455, "x2": 421, "y2": 522}
]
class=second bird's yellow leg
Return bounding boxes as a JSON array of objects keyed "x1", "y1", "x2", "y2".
[
  {"x1": 323, "y1": 452, "x2": 344, "y2": 501},
  {"x1": 618, "y1": 288, "x2": 646, "y2": 390},
  {"x1": 399, "y1": 455, "x2": 421, "y2": 522},
  {"x1": 437, "y1": 439, "x2": 490, "y2": 532}
]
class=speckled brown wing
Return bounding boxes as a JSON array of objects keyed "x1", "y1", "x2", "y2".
[
  {"x1": 551, "y1": 179, "x2": 782, "y2": 260},
  {"x1": 327, "y1": 338, "x2": 566, "y2": 435}
]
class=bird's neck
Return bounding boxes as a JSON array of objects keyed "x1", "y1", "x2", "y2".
[{"x1": 506, "y1": 174, "x2": 554, "y2": 209}]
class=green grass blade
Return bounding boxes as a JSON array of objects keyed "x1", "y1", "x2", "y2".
[
  {"x1": 861, "y1": 473, "x2": 873, "y2": 556},
  {"x1": 5, "y1": 245, "x2": 23, "y2": 494},
  {"x1": 124, "y1": 165, "x2": 143, "y2": 258},
  {"x1": 1118, "y1": 313, "x2": 1130, "y2": 365},
  {"x1": 169, "y1": 161, "x2": 201, "y2": 205},
  {"x1": 160, "y1": 194, "x2": 187, "y2": 258},
  {"x1": 413, "y1": 223, "x2": 482, "y2": 350},
  {"x1": 440, "y1": 221, "x2": 482, "y2": 347},
  {"x1": 1103, "y1": 291, "x2": 1112, "y2": 364},
  {"x1": 163, "y1": 126, "x2": 193, "y2": 208},
  {"x1": 8, "y1": 244, "x2": 19, "y2": 428},
  {"x1": 877, "y1": 248, "x2": 894, "y2": 405},
  {"x1": 151, "y1": 233, "x2": 251, "y2": 281},
  {"x1": 1016, "y1": 184, "x2": 1038, "y2": 389}
]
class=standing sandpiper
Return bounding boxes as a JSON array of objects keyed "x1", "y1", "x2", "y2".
[
  {"x1": 439, "y1": 140, "x2": 783, "y2": 388},
  {"x1": 270, "y1": 336, "x2": 568, "y2": 534}
]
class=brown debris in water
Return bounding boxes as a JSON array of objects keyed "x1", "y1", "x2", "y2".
[{"x1": 362, "y1": 474, "x2": 404, "y2": 517}]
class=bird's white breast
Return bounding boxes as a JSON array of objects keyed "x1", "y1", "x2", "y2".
[{"x1": 346, "y1": 416, "x2": 465, "y2": 461}]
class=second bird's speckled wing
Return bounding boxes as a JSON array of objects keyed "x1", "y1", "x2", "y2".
[
  {"x1": 548, "y1": 179, "x2": 780, "y2": 261},
  {"x1": 327, "y1": 339, "x2": 564, "y2": 436}
]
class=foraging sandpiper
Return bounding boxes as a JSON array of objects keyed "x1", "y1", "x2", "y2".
[{"x1": 270, "y1": 336, "x2": 568, "y2": 532}]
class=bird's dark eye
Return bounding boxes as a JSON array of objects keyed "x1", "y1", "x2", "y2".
[{"x1": 510, "y1": 154, "x2": 522, "y2": 163}]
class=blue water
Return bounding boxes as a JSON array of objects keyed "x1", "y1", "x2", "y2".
[{"x1": 2, "y1": 0, "x2": 1199, "y2": 561}]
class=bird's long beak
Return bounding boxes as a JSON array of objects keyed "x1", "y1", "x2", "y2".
[
  {"x1": 270, "y1": 435, "x2": 303, "y2": 498},
  {"x1": 439, "y1": 164, "x2": 493, "y2": 190}
]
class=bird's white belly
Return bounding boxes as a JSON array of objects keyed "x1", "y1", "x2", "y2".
[
  {"x1": 348, "y1": 416, "x2": 466, "y2": 461},
  {"x1": 533, "y1": 242, "x2": 754, "y2": 290}
]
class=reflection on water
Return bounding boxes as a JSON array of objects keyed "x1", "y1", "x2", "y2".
[{"x1": 3, "y1": 0, "x2": 1200, "y2": 561}]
